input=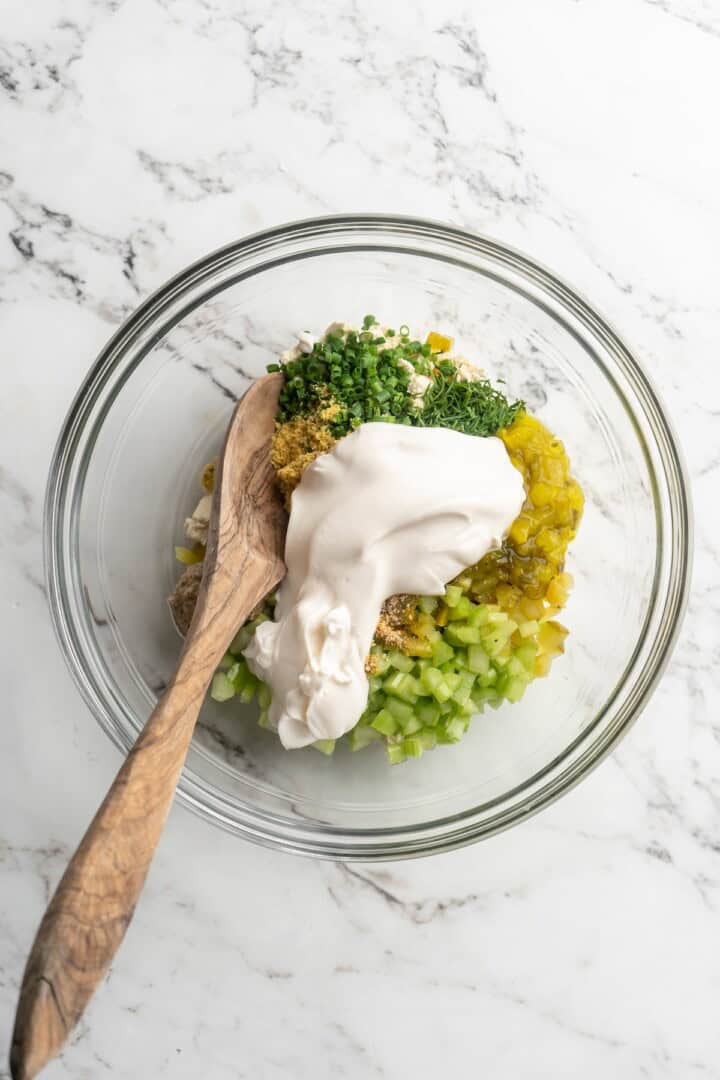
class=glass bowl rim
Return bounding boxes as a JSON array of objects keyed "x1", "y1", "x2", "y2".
[{"x1": 44, "y1": 213, "x2": 693, "y2": 860}]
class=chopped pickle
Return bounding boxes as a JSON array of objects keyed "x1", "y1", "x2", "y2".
[
  {"x1": 174, "y1": 544, "x2": 205, "y2": 565},
  {"x1": 426, "y1": 331, "x2": 454, "y2": 354},
  {"x1": 467, "y1": 413, "x2": 584, "y2": 606}
]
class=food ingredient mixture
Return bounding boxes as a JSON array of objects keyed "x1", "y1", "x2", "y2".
[{"x1": 170, "y1": 318, "x2": 584, "y2": 763}]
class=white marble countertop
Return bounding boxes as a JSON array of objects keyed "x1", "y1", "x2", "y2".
[{"x1": 1, "y1": 1, "x2": 718, "y2": 1076}]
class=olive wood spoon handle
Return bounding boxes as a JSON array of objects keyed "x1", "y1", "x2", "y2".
[{"x1": 10, "y1": 373, "x2": 287, "y2": 1080}]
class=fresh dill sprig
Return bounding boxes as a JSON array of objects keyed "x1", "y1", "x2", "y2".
[{"x1": 416, "y1": 372, "x2": 524, "y2": 437}]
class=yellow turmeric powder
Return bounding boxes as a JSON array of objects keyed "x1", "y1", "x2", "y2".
[{"x1": 271, "y1": 401, "x2": 340, "y2": 507}]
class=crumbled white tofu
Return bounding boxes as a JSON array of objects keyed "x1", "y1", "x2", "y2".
[
  {"x1": 184, "y1": 494, "x2": 212, "y2": 545},
  {"x1": 408, "y1": 372, "x2": 432, "y2": 398},
  {"x1": 280, "y1": 343, "x2": 303, "y2": 364},
  {"x1": 454, "y1": 357, "x2": 485, "y2": 382},
  {"x1": 325, "y1": 321, "x2": 357, "y2": 338},
  {"x1": 297, "y1": 330, "x2": 316, "y2": 354}
]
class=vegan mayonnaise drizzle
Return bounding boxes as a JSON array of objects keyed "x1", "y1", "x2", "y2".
[{"x1": 244, "y1": 423, "x2": 525, "y2": 749}]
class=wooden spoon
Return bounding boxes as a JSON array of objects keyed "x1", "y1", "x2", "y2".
[{"x1": 10, "y1": 373, "x2": 287, "y2": 1080}]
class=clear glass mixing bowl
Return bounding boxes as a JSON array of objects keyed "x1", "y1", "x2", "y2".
[{"x1": 44, "y1": 215, "x2": 691, "y2": 859}]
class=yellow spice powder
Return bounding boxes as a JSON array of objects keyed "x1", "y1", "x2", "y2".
[{"x1": 271, "y1": 402, "x2": 340, "y2": 507}]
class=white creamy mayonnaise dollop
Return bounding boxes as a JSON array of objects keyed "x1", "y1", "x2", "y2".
[{"x1": 244, "y1": 423, "x2": 525, "y2": 749}]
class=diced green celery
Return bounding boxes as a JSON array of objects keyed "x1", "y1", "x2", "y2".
[
  {"x1": 452, "y1": 686, "x2": 473, "y2": 708},
  {"x1": 487, "y1": 610, "x2": 510, "y2": 625},
  {"x1": 419, "y1": 596, "x2": 438, "y2": 615},
  {"x1": 466, "y1": 604, "x2": 490, "y2": 627},
  {"x1": 495, "y1": 670, "x2": 510, "y2": 695},
  {"x1": 444, "y1": 624, "x2": 482, "y2": 645},
  {"x1": 431, "y1": 640, "x2": 455, "y2": 665},
  {"x1": 515, "y1": 642, "x2": 537, "y2": 673},
  {"x1": 453, "y1": 647, "x2": 468, "y2": 670},
  {"x1": 443, "y1": 671, "x2": 462, "y2": 694},
  {"x1": 447, "y1": 596, "x2": 474, "y2": 621},
  {"x1": 366, "y1": 691, "x2": 385, "y2": 713},
  {"x1": 402, "y1": 737, "x2": 424, "y2": 758},
  {"x1": 438, "y1": 699, "x2": 454, "y2": 715},
  {"x1": 239, "y1": 675, "x2": 259, "y2": 703},
  {"x1": 371, "y1": 709, "x2": 399, "y2": 736},
  {"x1": 210, "y1": 672, "x2": 235, "y2": 702},
  {"x1": 467, "y1": 644, "x2": 490, "y2": 675},
  {"x1": 419, "y1": 729, "x2": 438, "y2": 750},
  {"x1": 257, "y1": 682, "x2": 271, "y2": 709},
  {"x1": 258, "y1": 708, "x2": 272, "y2": 729},
  {"x1": 368, "y1": 675, "x2": 383, "y2": 694},
  {"x1": 228, "y1": 660, "x2": 249, "y2": 691},
  {"x1": 439, "y1": 717, "x2": 466, "y2": 743},
  {"x1": 518, "y1": 620, "x2": 540, "y2": 638},
  {"x1": 384, "y1": 697, "x2": 414, "y2": 723},
  {"x1": 482, "y1": 628, "x2": 514, "y2": 655},
  {"x1": 420, "y1": 666, "x2": 452, "y2": 703},
  {"x1": 417, "y1": 700, "x2": 441, "y2": 727},
  {"x1": 347, "y1": 725, "x2": 382, "y2": 751},
  {"x1": 472, "y1": 687, "x2": 498, "y2": 708},
  {"x1": 507, "y1": 656, "x2": 526, "y2": 678},
  {"x1": 383, "y1": 671, "x2": 406, "y2": 696},
  {"x1": 505, "y1": 677, "x2": 527, "y2": 703},
  {"x1": 452, "y1": 672, "x2": 476, "y2": 707},
  {"x1": 217, "y1": 652, "x2": 235, "y2": 671},
  {"x1": 386, "y1": 742, "x2": 406, "y2": 765},
  {"x1": 490, "y1": 618, "x2": 517, "y2": 638},
  {"x1": 388, "y1": 650, "x2": 414, "y2": 674},
  {"x1": 312, "y1": 739, "x2": 336, "y2": 755},
  {"x1": 445, "y1": 584, "x2": 463, "y2": 608},
  {"x1": 431, "y1": 680, "x2": 452, "y2": 704},
  {"x1": 384, "y1": 672, "x2": 419, "y2": 704},
  {"x1": 403, "y1": 716, "x2": 423, "y2": 736},
  {"x1": 458, "y1": 697, "x2": 477, "y2": 717},
  {"x1": 402, "y1": 673, "x2": 423, "y2": 697}
]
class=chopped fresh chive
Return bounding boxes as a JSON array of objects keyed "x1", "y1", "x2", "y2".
[{"x1": 271, "y1": 316, "x2": 523, "y2": 440}]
